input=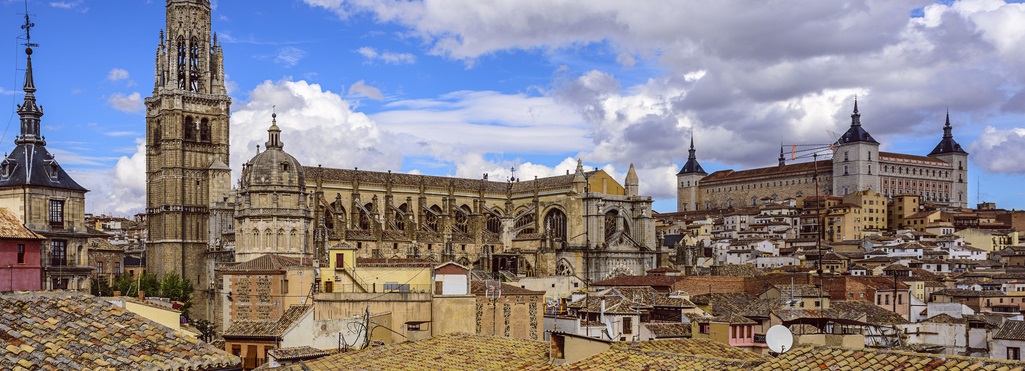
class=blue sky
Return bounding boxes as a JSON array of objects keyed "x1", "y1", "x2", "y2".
[{"x1": 3, "y1": 0, "x2": 1025, "y2": 216}]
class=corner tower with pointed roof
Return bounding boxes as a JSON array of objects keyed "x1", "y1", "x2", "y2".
[
  {"x1": 677, "y1": 137, "x2": 707, "y2": 212},
  {"x1": 145, "y1": 0, "x2": 231, "y2": 319},
  {"x1": 0, "y1": 13, "x2": 99, "y2": 291},
  {"x1": 927, "y1": 112, "x2": 969, "y2": 207},
  {"x1": 832, "y1": 99, "x2": 881, "y2": 197}
]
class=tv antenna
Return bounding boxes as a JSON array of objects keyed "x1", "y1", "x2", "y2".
[
  {"x1": 485, "y1": 280, "x2": 502, "y2": 336},
  {"x1": 766, "y1": 324, "x2": 794, "y2": 355}
]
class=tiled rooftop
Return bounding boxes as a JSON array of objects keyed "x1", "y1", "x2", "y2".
[
  {"x1": 224, "y1": 305, "x2": 311, "y2": 338},
  {"x1": 270, "y1": 332, "x2": 549, "y2": 370},
  {"x1": 994, "y1": 320, "x2": 1025, "y2": 341},
  {"x1": 566, "y1": 339, "x2": 765, "y2": 370},
  {"x1": 0, "y1": 291, "x2": 239, "y2": 370},
  {"x1": 0, "y1": 207, "x2": 44, "y2": 240},
  {"x1": 266, "y1": 346, "x2": 330, "y2": 362},
  {"x1": 752, "y1": 345, "x2": 1025, "y2": 371},
  {"x1": 219, "y1": 254, "x2": 309, "y2": 273}
]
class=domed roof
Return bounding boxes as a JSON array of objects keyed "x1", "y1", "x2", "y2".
[{"x1": 242, "y1": 114, "x2": 305, "y2": 188}]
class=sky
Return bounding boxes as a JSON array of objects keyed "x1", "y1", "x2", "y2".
[{"x1": 2, "y1": 0, "x2": 1025, "y2": 217}]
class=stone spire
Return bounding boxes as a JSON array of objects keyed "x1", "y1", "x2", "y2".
[
  {"x1": 778, "y1": 145, "x2": 786, "y2": 167},
  {"x1": 836, "y1": 98, "x2": 878, "y2": 145},
  {"x1": 16, "y1": 13, "x2": 43, "y2": 146},
  {"x1": 678, "y1": 137, "x2": 706, "y2": 175},
  {"x1": 625, "y1": 163, "x2": 639, "y2": 196},
  {"x1": 928, "y1": 110, "x2": 967, "y2": 155}
]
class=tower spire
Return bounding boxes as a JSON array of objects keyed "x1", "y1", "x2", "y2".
[
  {"x1": 266, "y1": 109, "x2": 282, "y2": 150},
  {"x1": 778, "y1": 144, "x2": 786, "y2": 167},
  {"x1": 678, "y1": 135, "x2": 706, "y2": 175},
  {"x1": 850, "y1": 96, "x2": 861, "y2": 127},
  {"x1": 16, "y1": 8, "x2": 43, "y2": 145}
]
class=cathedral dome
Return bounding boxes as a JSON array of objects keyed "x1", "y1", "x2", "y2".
[{"x1": 242, "y1": 114, "x2": 305, "y2": 188}]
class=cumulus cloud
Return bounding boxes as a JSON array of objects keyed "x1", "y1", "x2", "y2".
[
  {"x1": 78, "y1": 139, "x2": 147, "y2": 215},
  {"x1": 274, "y1": 46, "x2": 307, "y2": 68},
  {"x1": 356, "y1": 47, "x2": 416, "y2": 65},
  {"x1": 970, "y1": 126, "x2": 1025, "y2": 174},
  {"x1": 348, "y1": 80, "x2": 384, "y2": 101},
  {"x1": 306, "y1": 0, "x2": 1025, "y2": 205},
  {"x1": 107, "y1": 68, "x2": 129, "y2": 81},
  {"x1": 107, "y1": 92, "x2": 144, "y2": 112}
]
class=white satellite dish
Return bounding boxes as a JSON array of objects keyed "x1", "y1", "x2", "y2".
[{"x1": 766, "y1": 325, "x2": 794, "y2": 354}]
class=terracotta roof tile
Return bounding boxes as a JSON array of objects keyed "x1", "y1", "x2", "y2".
[
  {"x1": 224, "y1": 305, "x2": 311, "y2": 338},
  {"x1": 0, "y1": 207, "x2": 44, "y2": 240},
  {"x1": 752, "y1": 345, "x2": 1025, "y2": 371},
  {"x1": 567, "y1": 339, "x2": 765, "y2": 370},
  {"x1": 994, "y1": 320, "x2": 1025, "y2": 341},
  {"x1": 0, "y1": 291, "x2": 239, "y2": 370},
  {"x1": 219, "y1": 255, "x2": 309, "y2": 273}
]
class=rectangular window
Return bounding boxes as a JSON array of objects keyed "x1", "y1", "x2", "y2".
[
  {"x1": 98, "y1": 262, "x2": 104, "y2": 275},
  {"x1": 1009, "y1": 347, "x2": 1021, "y2": 361},
  {"x1": 114, "y1": 262, "x2": 121, "y2": 275},
  {"x1": 50, "y1": 240, "x2": 67, "y2": 266},
  {"x1": 49, "y1": 200, "x2": 65, "y2": 229},
  {"x1": 335, "y1": 253, "x2": 344, "y2": 268},
  {"x1": 17, "y1": 244, "x2": 24, "y2": 264},
  {"x1": 623, "y1": 317, "x2": 632, "y2": 335}
]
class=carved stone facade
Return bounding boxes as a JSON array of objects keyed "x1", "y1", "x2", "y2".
[
  {"x1": 308, "y1": 160, "x2": 658, "y2": 283},
  {"x1": 678, "y1": 103, "x2": 970, "y2": 211},
  {"x1": 234, "y1": 116, "x2": 312, "y2": 262},
  {"x1": 145, "y1": 0, "x2": 232, "y2": 321}
]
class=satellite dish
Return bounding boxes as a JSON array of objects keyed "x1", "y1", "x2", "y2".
[
  {"x1": 766, "y1": 325, "x2": 794, "y2": 354},
  {"x1": 604, "y1": 317, "x2": 615, "y2": 340}
]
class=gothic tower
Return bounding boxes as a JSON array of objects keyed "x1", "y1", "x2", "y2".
[
  {"x1": 145, "y1": 0, "x2": 231, "y2": 302},
  {"x1": 832, "y1": 100, "x2": 880, "y2": 196},
  {"x1": 927, "y1": 112, "x2": 969, "y2": 207},
  {"x1": 676, "y1": 137, "x2": 706, "y2": 212}
]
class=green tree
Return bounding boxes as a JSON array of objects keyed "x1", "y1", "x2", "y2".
[{"x1": 90, "y1": 276, "x2": 114, "y2": 297}]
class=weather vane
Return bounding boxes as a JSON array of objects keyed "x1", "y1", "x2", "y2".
[{"x1": 22, "y1": 1, "x2": 39, "y2": 50}]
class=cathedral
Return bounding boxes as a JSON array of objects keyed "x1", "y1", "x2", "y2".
[
  {"x1": 677, "y1": 101, "x2": 970, "y2": 212},
  {"x1": 144, "y1": 0, "x2": 660, "y2": 322}
]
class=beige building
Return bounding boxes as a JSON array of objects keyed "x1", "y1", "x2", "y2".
[
  {"x1": 678, "y1": 103, "x2": 970, "y2": 212},
  {"x1": 0, "y1": 27, "x2": 100, "y2": 291}
]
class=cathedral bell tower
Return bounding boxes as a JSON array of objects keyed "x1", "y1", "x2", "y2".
[{"x1": 145, "y1": 0, "x2": 231, "y2": 302}]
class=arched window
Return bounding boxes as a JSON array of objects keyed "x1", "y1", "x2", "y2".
[
  {"x1": 394, "y1": 203, "x2": 408, "y2": 231},
  {"x1": 358, "y1": 202, "x2": 374, "y2": 230},
  {"x1": 515, "y1": 210, "x2": 535, "y2": 234},
  {"x1": 544, "y1": 209, "x2": 567, "y2": 242},
  {"x1": 264, "y1": 229, "x2": 273, "y2": 248},
  {"x1": 290, "y1": 229, "x2": 298, "y2": 249},
  {"x1": 455, "y1": 205, "x2": 471, "y2": 234},
  {"x1": 604, "y1": 210, "x2": 619, "y2": 240},
  {"x1": 188, "y1": 37, "x2": 200, "y2": 91},
  {"x1": 425, "y1": 205, "x2": 443, "y2": 232},
  {"x1": 184, "y1": 116, "x2": 196, "y2": 141},
  {"x1": 277, "y1": 229, "x2": 284, "y2": 248},
  {"x1": 176, "y1": 36, "x2": 186, "y2": 89},
  {"x1": 252, "y1": 229, "x2": 260, "y2": 248},
  {"x1": 486, "y1": 212, "x2": 502, "y2": 234},
  {"x1": 200, "y1": 118, "x2": 211, "y2": 142}
]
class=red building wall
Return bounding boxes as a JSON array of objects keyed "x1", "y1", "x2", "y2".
[{"x1": 0, "y1": 239, "x2": 43, "y2": 291}]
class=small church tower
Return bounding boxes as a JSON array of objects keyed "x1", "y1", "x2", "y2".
[
  {"x1": 677, "y1": 137, "x2": 707, "y2": 212},
  {"x1": 832, "y1": 99, "x2": 880, "y2": 196},
  {"x1": 927, "y1": 112, "x2": 969, "y2": 207}
]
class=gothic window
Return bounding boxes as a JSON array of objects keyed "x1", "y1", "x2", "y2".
[
  {"x1": 176, "y1": 36, "x2": 186, "y2": 89},
  {"x1": 189, "y1": 37, "x2": 200, "y2": 92},
  {"x1": 277, "y1": 229, "x2": 284, "y2": 248},
  {"x1": 290, "y1": 229, "x2": 298, "y2": 249},
  {"x1": 200, "y1": 118, "x2": 211, "y2": 142},
  {"x1": 556, "y1": 259, "x2": 573, "y2": 276},
  {"x1": 184, "y1": 116, "x2": 196, "y2": 141},
  {"x1": 394, "y1": 203, "x2": 408, "y2": 231},
  {"x1": 425, "y1": 205, "x2": 442, "y2": 232},
  {"x1": 264, "y1": 229, "x2": 272, "y2": 248},
  {"x1": 252, "y1": 229, "x2": 259, "y2": 248},
  {"x1": 515, "y1": 210, "x2": 535, "y2": 234},
  {"x1": 455, "y1": 205, "x2": 471, "y2": 234},
  {"x1": 486, "y1": 212, "x2": 502, "y2": 234},
  {"x1": 358, "y1": 202, "x2": 374, "y2": 230},
  {"x1": 544, "y1": 209, "x2": 567, "y2": 242},
  {"x1": 604, "y1": 210, "x2": 619, "y2": 240}
]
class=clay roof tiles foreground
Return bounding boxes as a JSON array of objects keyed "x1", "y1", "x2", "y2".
[
  {"x1": 0, "y1": 291, "x2": 239, "y2": 370},
  {"x1": 566, "y1": 338, "x2": 766, "y2": 371},
  {"x1": 751, "y1": 345, "x2": 1025, "y2": 371}
]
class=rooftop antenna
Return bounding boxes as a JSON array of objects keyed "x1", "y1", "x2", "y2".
[
  {"x1": 485, "y1": 280, "x2": 502, "y2": 336},
  {"x1": 766, "y1": 324, "x2": 794, "y2": 355}
]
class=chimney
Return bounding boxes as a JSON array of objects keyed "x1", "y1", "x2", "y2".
[
  {"x1": 113, "y1": 291, "x2": 121, "y2": 297},
  {"x1": 138, "y1": 290, "x2": 145, "y2": 301}
]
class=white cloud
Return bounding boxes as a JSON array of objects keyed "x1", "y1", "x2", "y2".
[
  {"x1": 79, "y1": 139, "x2": 147, "y2": 216},
  {"x1": 348, "y1": 80, "x2": 384, "y2": 101},
  {"x1": 970, "y1": 126, "x2": 1025, "y2": 174},
  {"x1": 274, "y1": 46, "x2": 307, "y2": 68},
  {"x1": 356, "y1": 47, "x2": 416, "y2": 65},
  {"x1": 107, "y1": 68, "x2": 129, "y2": 81},
  {"x1": 107, "y1": 92, "x2": 144, "y2": 112}
]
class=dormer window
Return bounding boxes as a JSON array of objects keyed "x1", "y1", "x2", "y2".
[
  {"x1": 0, "y1": 158, "x2": 13, "y2": 179},
  {"x1": 281, "y1": 162, "x2": 290, "y2": 172}
]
